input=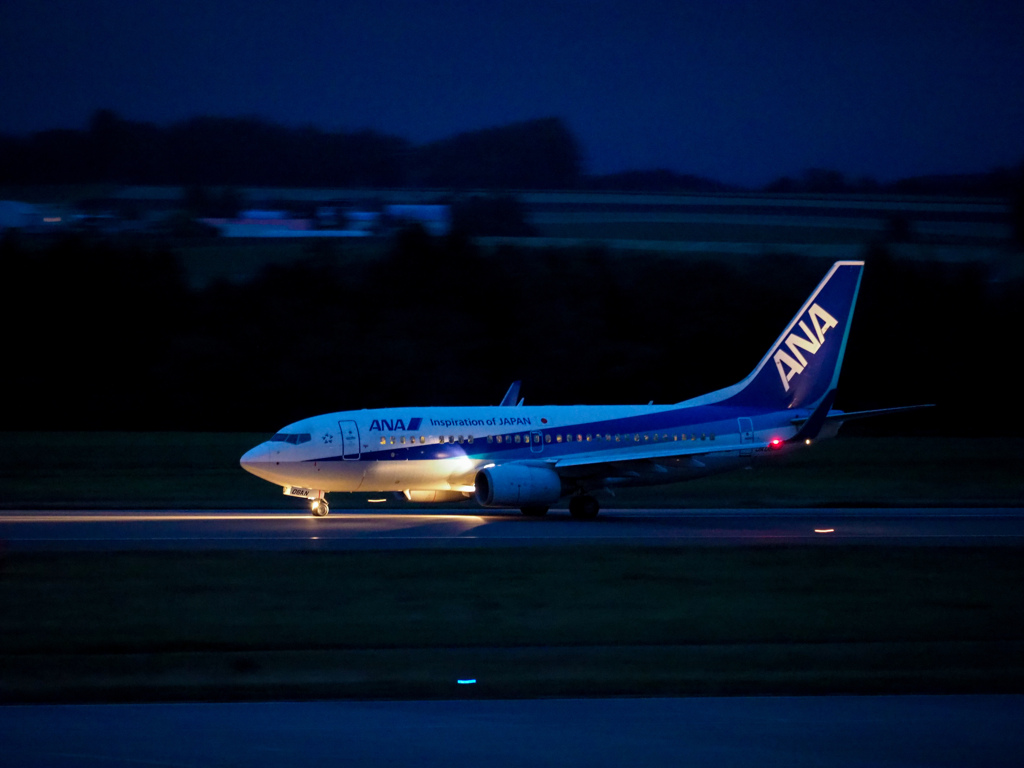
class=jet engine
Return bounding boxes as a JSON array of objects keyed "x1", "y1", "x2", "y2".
[{"x1": 474, "y1": 465, "x2": 563, "y2": 507}]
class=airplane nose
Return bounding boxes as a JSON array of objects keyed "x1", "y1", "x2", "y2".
[{"x1": 240, "y1": 443, "x2": 271, "y2": 474}]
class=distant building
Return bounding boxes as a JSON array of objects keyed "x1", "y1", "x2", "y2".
[
  {"x1": 196, "y1": 203, "x2": 450, "y2": 239},
  {"x1": 384, "y1": 204, "x2": 451, "y2": 236}
]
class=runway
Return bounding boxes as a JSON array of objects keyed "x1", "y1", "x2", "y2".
[{"x1": 2, "y1": 508, "x2": 1023, "y2": 551}]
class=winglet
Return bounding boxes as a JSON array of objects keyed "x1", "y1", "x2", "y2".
[{"x1": 499, "y1": 381, "x2": 521, "y2": 407}]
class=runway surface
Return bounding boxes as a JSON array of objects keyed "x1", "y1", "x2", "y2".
[
  {"x1": 3, "y1": 695, "x2": 1023, "y2": 768},
  {"x1": 2, "y1": 508, "x2": 1023, "y2": 551}
]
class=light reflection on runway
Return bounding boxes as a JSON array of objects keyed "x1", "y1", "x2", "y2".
[
  {"x1": 0, "y1": 512, "x2": 487, "y2": 524},
  {"x1": 1, "y1": 509, "x2": 1023, "y2": 551}
]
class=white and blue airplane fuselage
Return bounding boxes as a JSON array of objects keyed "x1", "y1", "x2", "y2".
[{"x1": 241, "y1": 261, "x2": 925, "y2": 518}]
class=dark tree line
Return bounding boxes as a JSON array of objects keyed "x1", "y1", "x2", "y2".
[
  {"x1": 0, "y1": 110, "x2": 581, "y2": 190},
  {"x1": 4, "y1": 109, "x2": 1020, "y2": 200},
  {"x1": 763, "y1": 165, "x2": 1024, "y2": 199},
  {"x1": 2, "y1": 229, "x2": 1020, "y2": 435}
]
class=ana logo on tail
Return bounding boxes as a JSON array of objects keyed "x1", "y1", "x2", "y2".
[{"x1": 773, "y1": 303, "x2": 838, "y2": 392}]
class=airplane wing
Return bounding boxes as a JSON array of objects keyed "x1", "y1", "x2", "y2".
[
  {"x1": 450, "y1": 438, "x2": 771, "y2": 490},
  {"x1": 530, "y1": 439, "x2": 774, "y2": 487},
  {"x1": 548, "y1": 439, "x2": 767, "y2": 470}
]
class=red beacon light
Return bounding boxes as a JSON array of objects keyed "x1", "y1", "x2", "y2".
[{"x1": 769, "y1": 438, "x2": 784, "y2": 449}]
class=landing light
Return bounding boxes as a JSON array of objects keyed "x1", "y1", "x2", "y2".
[{"x1": 805, "y1": 439, "x2": 812, "y2": 445}]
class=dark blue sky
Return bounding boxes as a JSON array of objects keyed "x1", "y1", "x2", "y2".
[{"x1": 2, "y1": 0, "x2": 1022, "y2": 186}]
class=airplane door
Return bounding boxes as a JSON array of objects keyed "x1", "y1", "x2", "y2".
[
  {"x1": 339, "y1": 420, "x2": 360, "y2": 460},
  {"x1": 738, "y1": 418, "x2": 754, "y2": 456},
  {"x1": 530, "y1": 430, "x2": 543, "y2": 454}
]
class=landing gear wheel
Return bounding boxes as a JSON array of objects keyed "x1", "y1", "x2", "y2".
[
  {"x1": 569, "y1": 495, "x2": 599, "y2": 520},
  {"x1": 520, "y1": 505, "x2": 549, "y2": 517},
  {"x1": 311, "y1": 499, "x2": 330, "y2": 517}
]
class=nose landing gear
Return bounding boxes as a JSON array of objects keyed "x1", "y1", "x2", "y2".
[{"x1": 311, "y1": 497, "x2": 330, "y2": 517}]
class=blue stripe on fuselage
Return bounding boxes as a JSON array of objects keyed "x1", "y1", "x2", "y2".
[{"x1": 308, "y1": 402, "x2": 804, "y2": 463}]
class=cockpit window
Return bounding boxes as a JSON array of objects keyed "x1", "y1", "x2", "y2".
[{"x1": 270, "y1": 432, "x2": 311, "y2": 445}]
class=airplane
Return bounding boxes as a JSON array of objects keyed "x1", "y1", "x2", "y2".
[{"x1": 240, "y1": 260, "x2": 929, "y2": 519}]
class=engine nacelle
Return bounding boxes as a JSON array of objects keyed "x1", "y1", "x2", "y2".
[{"x1": 474, "y1": 465, "x2": 563, "y2": 507}]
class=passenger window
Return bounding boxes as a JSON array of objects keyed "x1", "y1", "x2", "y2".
[
  {"x1": 577, "y1": 434, "x2": 583, "y2": 442},
  {"x1": 400, "y1": 436, "x2": 406, "y2": 445},
  {"x1": 586, "y1": 434, "x2": 592, "y2": 442},
  {"x1": 514, "y1": 435, "x2": 521, "y2": 444},
  {"x1": 420, "y1": 436, "x2": 426, "y2": 444},
  {"x1": 487, "y1": 436, "x2": 493, "y2": 443},
  {"x1": 653, "y1": 433, "x2": 659, "y2": 442},
  {"x1": 390, "y1": 436, "x2": 395, "y2": 445},
  {"x1": 634, "y1": 434, "x2": 640, "y2": 441},
  {"x1": 449, "y1": 436, "x2": 455, "y2": 444},
  {"x1": 545, "y1": 434, "x2": 551, "y2": 443},
  {"x1": 556, "y1": 434, "x2": 563, "y2": 443},
  {"x1": 380, "y1": 437, "x2": 386, "y2": 445},
  {"x1": 496, "y1": 435, "x2": 503, "y2": 444},
  {"x1": 533, "y1": 434, "x2": 540, "y2": 443},
  {"x1": 468, "y1": 435, "x2": 474, "y2": 444}
]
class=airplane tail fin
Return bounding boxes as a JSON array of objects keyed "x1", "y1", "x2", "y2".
[{"x1": 692, "y1": 261, "x2": 864, "y2": 412}]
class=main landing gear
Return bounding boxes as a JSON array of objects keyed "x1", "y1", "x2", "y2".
[
  {"x1": 568, "y1": 495, "x2": 600, "y2": 521},
  {"x1": 311, "y1": 498, "x2": 330, "y2": 517},
  {"x1": 519, "y1": 505, "x2": 549, "y2": 517},
  {"x1": 519, "y1": 496, "x2": 600, "y2": 520}
]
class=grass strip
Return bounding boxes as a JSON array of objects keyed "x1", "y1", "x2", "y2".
[
  {"x1": 2, "y1": 546, "x2": 1022, "y2": 701},
  {"x1": 6, "y1": 642, "x2": 1024, "y2": 703}
]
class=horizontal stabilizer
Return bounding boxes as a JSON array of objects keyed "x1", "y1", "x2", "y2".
[
  {"x1": 790, "y1": 403, "x2": 937, "y2": 428},
  {"x1": 824, "y1": 404, "x2": 935, "y2": 423}
]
